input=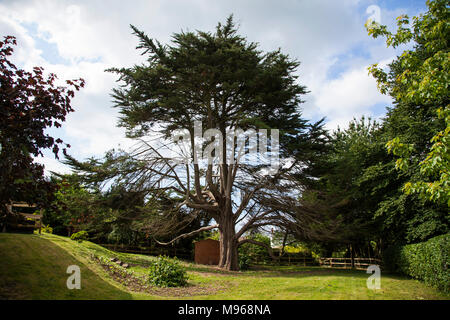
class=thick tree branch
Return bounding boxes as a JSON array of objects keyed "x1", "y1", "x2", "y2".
[{"x1": 154, "y1": 224, "x2": 219, "y2": 246}]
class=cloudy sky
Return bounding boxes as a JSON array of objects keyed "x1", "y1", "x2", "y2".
[{"x1": 0, "y1": 0, "x2": 427, "y2": 175}]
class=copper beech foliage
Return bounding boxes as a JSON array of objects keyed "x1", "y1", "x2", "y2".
[{"x1": 0, "y1": 35, "x2": 84, "y2": 210}]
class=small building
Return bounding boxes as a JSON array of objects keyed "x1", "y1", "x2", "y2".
[{"x1": 194, "y1": 238, "x2": 220, "y2": 265}]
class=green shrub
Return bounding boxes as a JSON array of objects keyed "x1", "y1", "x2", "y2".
[
  {"x1": 238, "y1": 233, "x2": 272, "y2": 265},
  {"x1": 70, "y1": 230, "x2": 89, "y2": 242},
  {"x1": 384, "y1": 234, "x2": 449, "y2": 293},
  {"x1": 41, "y1": 224, "x2": 53, "y2": 234},
  {"x1": 148, "y1": 256, "x2": 188, "y2": 287},
  {"x1": 238, "y1": 252, "x2": 251, "y2": 271}
]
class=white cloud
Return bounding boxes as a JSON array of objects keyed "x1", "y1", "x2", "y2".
[
  {"x1": 34, "y1": 154, "x2": 73, "y2": 176},
  {"x1": 313, "y1": 64, "x2": 392, "y2": 130},
  {"x1": 0, "y1": 13, "x2": 44, "y2": 66},
  {"x1": 0, "y1": 0, "x2": 424, "y2": 175}
]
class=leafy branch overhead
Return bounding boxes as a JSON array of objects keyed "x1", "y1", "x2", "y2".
[{"x1": 367, "y1": 0, "x2": 449, "y2": 206}]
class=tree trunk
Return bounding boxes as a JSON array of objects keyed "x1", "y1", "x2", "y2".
[
  {"x1": 350, "y1": 243, "x2": 355, "y2": 269},
  {"x1": 279, "y1": 231, "x2": 289, "y2": 257},
  {"x1": 218, "y1": 215, "x2": 239, "y2": 271}
]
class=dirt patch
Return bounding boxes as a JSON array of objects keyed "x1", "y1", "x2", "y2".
[{"x1": 94, "y1": 257, "x2": 227, "y2": 297}]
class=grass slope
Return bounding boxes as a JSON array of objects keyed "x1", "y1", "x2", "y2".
[
  {"x1": 0, "y1": 233, "x2": 131, "y2": 299},
  {"x1": 0, "y1": 233, "x2": 448, "y2": 300}
]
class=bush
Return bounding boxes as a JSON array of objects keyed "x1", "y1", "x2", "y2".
[
  {"x1": 148, "y1": 256, "x2": 188, "y2": 287},
  {"x1": 238, "y1": 233, "x2": 272, "y2": 265},
  {"x1": 52, "y1": 225, "x2": 68, "y2": 236},
  {"x1": 238, "y1": 252, "x2": 251, "y2": 271},
  {"x1": 70, "y1": 230, "x2": 89, "y2": 242},
  {"x1": 383, "y1": 234, "x2": 449, "y2": 293},
  {"x1": 40, "y1": 224, "x2": 53, "y2": 234}
]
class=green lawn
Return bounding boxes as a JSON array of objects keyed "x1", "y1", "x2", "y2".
[{"x1": 0, "y1": 233, "x2": 448, "y2": 300}]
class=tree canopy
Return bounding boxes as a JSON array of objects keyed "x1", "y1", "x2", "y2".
[
  {"x1": 368, "y1": 0, "x2": 449, "y2": 206},
  {"x1": 0, "y1": 36, "x2": 84, "y2": 222},
  {"x1": 310, "y1": 0, "x2": 450, "y2": 252}
]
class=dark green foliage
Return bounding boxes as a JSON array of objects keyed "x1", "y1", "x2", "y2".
[
  {"x1": 107, "y1": 16, "x2": 313, "y2": 149},
  {"x1": 148, "y1": 256, "x2": 188, "y2": 287},
  {"x1": 382, "y1": 245, "x2": 402, "y2": 273},
  {"x1": 384, "y1": 234, "x2": 449, "y2": 293},
  {"x1": 307, "y1": 0, "x2": 450, "y2": 253},
  {"x1": 238, "y1": 253, "x2": 251, "y2": 271},
  {"x1": 70, "y1": 230, "x2": 89, "y2": 242},
  {"x1": 46, "y1": 175, "x2": 98, "y2": 235},
  {"x1": 238, "y1": 233, "x2": 272, "y2": 265}
]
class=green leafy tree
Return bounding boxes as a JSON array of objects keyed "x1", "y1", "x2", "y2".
[
  {"x1": 311, "y1": 118, "x2": 395, "y2": 255},
  {"x1": 367, "y1": 0, "x2": 449, "y2": 206},
  {"x1": 42, "y1": 175, "x2": 99, "y2": 236},
  {"x1": 311, "y1": 112, "x2": 448, "y2": 254}
]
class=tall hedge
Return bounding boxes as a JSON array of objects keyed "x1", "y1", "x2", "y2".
[{"x1": 383, "y1": 234, "x2": 449, "y2": 293}]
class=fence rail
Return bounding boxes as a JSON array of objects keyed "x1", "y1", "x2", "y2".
[
  {"x1": 254, "y1": 256, "x2": 382, "y2": 270},
  {"x1": 319, "y1": 257, "x2": 383, "y2": 270},
  {"x1": 253, "y1": 256, "x2": 319, "y2": 266}
]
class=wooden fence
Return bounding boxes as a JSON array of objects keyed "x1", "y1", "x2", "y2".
[
  {"x1": 253, "y1": 255, "x2": 319, "y2": 266},
  {"x1": 318, "y1": 257, "x2": 383, "y2": 270},
  {"x1": 254, "y1": 255, "x2": 382, "y2": 270}
]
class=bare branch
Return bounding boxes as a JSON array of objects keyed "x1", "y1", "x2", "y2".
[
  {"x1": 154, "y1": 224, "x2": 219, "y2": 246},
  {"x1": 235, "y1": 209, "x2": 274, "y2": 239}
]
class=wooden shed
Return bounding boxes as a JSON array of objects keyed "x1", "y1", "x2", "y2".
[{"x1": 194, "y1": 238, "x2": 220, "y2": 265}]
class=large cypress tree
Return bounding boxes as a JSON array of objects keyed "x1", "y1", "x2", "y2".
[{"x1": 73, "y1": 16, "x2": 327, "y2": 270}]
